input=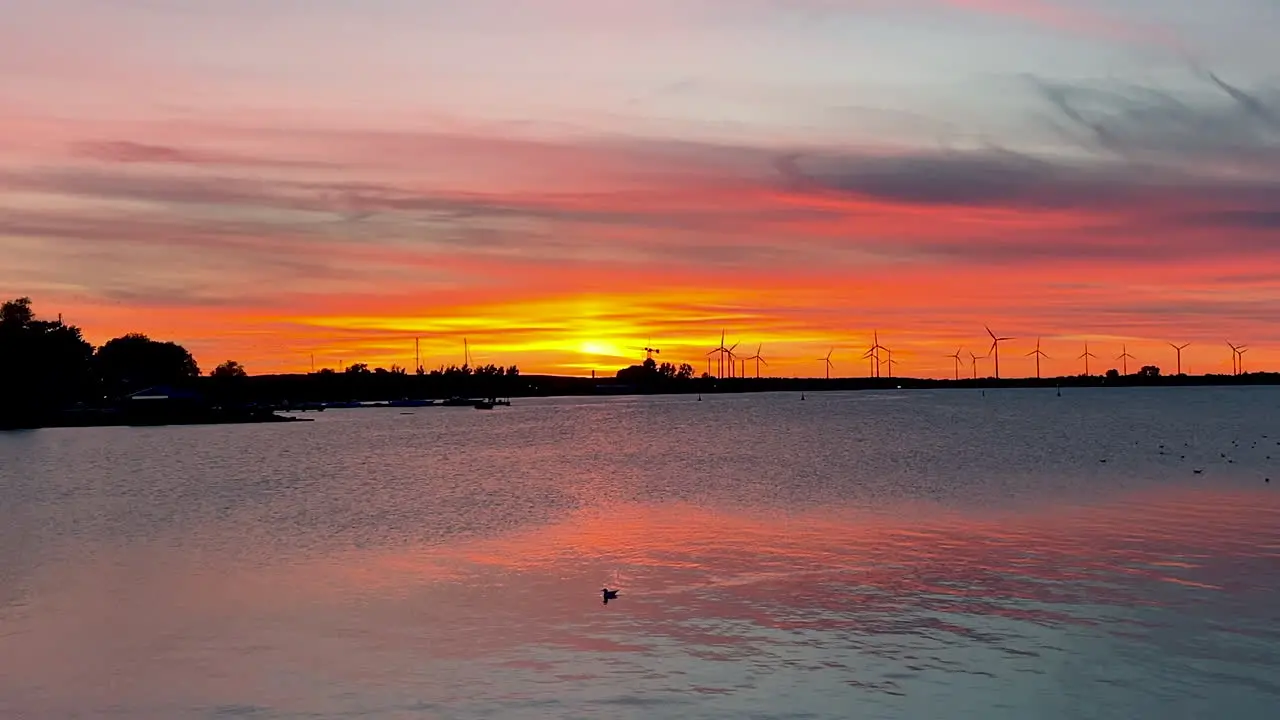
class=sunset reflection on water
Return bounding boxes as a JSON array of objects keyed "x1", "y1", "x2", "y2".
[{"x1": 4, "y1": 392, "x2": 1280, "y2": 718}]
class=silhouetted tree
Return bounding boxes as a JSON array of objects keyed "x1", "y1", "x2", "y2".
[
  {"x1": 677, "y1": 363, "x2": 695, "y2": 380},
  {"x1": 95, "y1": 333, "x2": 200, "y2": 394},
  {"x1": 211, "y1": 360, "x2": 247, "y2": 378},
  {"x1": 1138, "y1": 365, "x2": 1161, "y2": 378},
  {"x1": 1105, "y1": 368, "x2": 1120, "y2": 380},
  {"x1": 345, "y1": 363, "x2": 370, "y2": 375},
  {"x1": 1, "y1": 296, "x2": 35, "y2": 326},
  {"x1": 0, "y1": 297, "x2": 95, "y2": 424}
]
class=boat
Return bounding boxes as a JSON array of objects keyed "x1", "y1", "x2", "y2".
[
  {"x1": 388, "y1": 398, "x2": 436, "y2": 408},
  {"x1": 473, "y1": 400, "x2": 494, "y2": 410},
  {"x1": 441, "y1": 397, "x2": 475, "y2": 407}
]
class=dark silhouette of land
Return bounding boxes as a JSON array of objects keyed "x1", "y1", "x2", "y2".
[{"x1": 4, "y1": 296, "x2": 1279, "y2": 430}]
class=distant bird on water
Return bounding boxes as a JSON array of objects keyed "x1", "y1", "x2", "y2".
[{"x1": 602, "y1": 588, "x2": 619, "y2": 604}]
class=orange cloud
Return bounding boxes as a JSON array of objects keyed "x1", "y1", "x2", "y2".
[{"x1": 4, "y1": 73, "x2": 1279, "y2": 378}]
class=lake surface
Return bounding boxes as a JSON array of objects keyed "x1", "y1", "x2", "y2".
[{"x1": 2, "y1": 388, "x2": 1279, "y2": 719}]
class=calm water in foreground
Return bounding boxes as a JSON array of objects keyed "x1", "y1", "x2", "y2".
[{"x1": 2, "y1": 388, "x2": 1280, "y2": 719}]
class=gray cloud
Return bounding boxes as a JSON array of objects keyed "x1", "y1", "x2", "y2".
[
  {"x1": 1031, "y1": 72, "x2": 1280, "y2": 174},
  {"x1": 73, "y1": 140, "x2": 336, "y2": 169},
  {"x1": 4, "y1": 71, "x2": 1277, "y2": 279}
]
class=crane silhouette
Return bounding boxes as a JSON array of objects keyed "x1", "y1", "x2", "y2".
[{"x1": 634, "y1": 337, "x2": 661, "y2": 362}]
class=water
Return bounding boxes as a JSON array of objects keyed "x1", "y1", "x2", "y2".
[{"x1": 2, "y1": 388, "x2": 1279, "y2": 719}]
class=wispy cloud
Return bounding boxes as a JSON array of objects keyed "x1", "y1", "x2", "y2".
[{"x1": 4, "y1": 70, "x2": 1279, "y2": 375}]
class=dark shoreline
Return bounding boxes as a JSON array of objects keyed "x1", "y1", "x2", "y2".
[
  {"x1": 5, "y1": 372, "x2": 1278, "y2": 431},
  {"x1": 2, "y1": 407, "x2": 310, "y2": 431}
]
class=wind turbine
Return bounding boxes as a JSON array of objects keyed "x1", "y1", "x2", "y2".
[
  {"x1": 747, "y1": 344, "x2": 768, "y2": 378},
  {"x1": 1169, "y1": 342, "x2": 1190, "y2": 375},
  {"x1": 881, "y1": 354, "x2": 899, "y2": 378},
  {"x1": 725, "y1": 341, "x2": 740, "y2": 379},
  {"x1": 986, "y1": 325, "x2": 1013, "y2": 379},
  {"x1": 1026, "y1": 337, "x2": 1049, "y2": 379},
  {"x1": 818, "y1": 348, "x2": 834, "y2": 380},
  {"x1": 968, "y1": 350, "x2": 984, "y2": 379},
  {"x1": 1116, "y1": 345, "x2": 1136, "y2": 376},
  {"x1": 707, "y1": 331, "x2": 730, "y2": 378},
  {"x1": 871, "y1": 331, "x2": 888, "y2": 378},
  {"x1": 862, "y1": 347, "x2": 878, "y2": 378},
  {"x1": 947, "y1": 347, "x2": 965, "y2": 381},
  {"x1": 1078, "y1": 341, "x2": 1098, "y2": 376},
  {"x1": 879, "y1": 344, "x2": 896, "y2": 379},
  {"x1": 1227, "y1": 342, "x2": 1247, "y2": 376}
]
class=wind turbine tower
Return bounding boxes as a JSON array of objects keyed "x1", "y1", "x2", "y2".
[
  {"x1": 1078, "y1": 341, "x2": 1097, "y2": 376},
  {"x1": 1117, "y1": 345, "x2": 1136, "y2": 376},
  {"x1": 747, "y1": 344, "x2": 769, "y2": 378},
  {"x1": 986, "y1": 325, "x2": 1013, "y2": 379},
  {"x1": 1169, "y1": 342, "x2": 1190, "y2": 376},
  {"x1": 818, "y1": 348, "x2": 834, "y2": 380},
  {"x1": 726, "y1": 341, "x2": 740, "y2": 379},
  {"x1": 1227, "y1": 342, "x2": 1247, "y2": 376},
  {"x1": 968, "y1": 350, "x2": 983, "y2": 379},
  {"x1": 708, "y1": 331, "x2": 730, "y2": 378},
  {"x1": 1026, "y1": 337, "x2": 1049, "y2": 379},
  {"x1": 865, "y1": 331, "x2": 886, "y2": 378},
  {"x1": 947, "y1": 348, "x2": 965, "y2": 381},
  {"x1": 880, "y1": 343, "x2": 896, "y2": 379}
]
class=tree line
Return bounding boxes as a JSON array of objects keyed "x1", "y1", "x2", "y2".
[
  {"x1": 1, "y1": 297, "x2": 210, "y2": 421},
  {"x1": 0, "y1": 297, "x2": 524, "y2": 425}
]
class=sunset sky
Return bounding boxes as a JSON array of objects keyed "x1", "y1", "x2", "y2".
[{"x1": 2, "y1": 1, "x2": 1278, "y2": 378}]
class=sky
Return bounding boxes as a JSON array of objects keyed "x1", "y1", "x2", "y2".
[{"x1": 2, "y1": 0, "x2": 1278, "y2": 378}]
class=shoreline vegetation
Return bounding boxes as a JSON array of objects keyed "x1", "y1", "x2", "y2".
[{"x1": 3, "y1": 296, "x2": 1278, "y2": 430}]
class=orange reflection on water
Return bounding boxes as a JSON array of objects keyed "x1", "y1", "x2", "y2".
[{"x1": 421, "y1": 485, "x2": 1280, "y2": 648}]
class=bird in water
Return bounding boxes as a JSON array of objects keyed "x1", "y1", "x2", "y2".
[{"x1": 601, "y1": 588, "x2": 619, "y2": 605}]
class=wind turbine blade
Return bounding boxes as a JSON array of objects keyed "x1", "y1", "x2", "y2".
[{"x1": 986, "y1": 325, "x2": 996, "y2": 340}]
